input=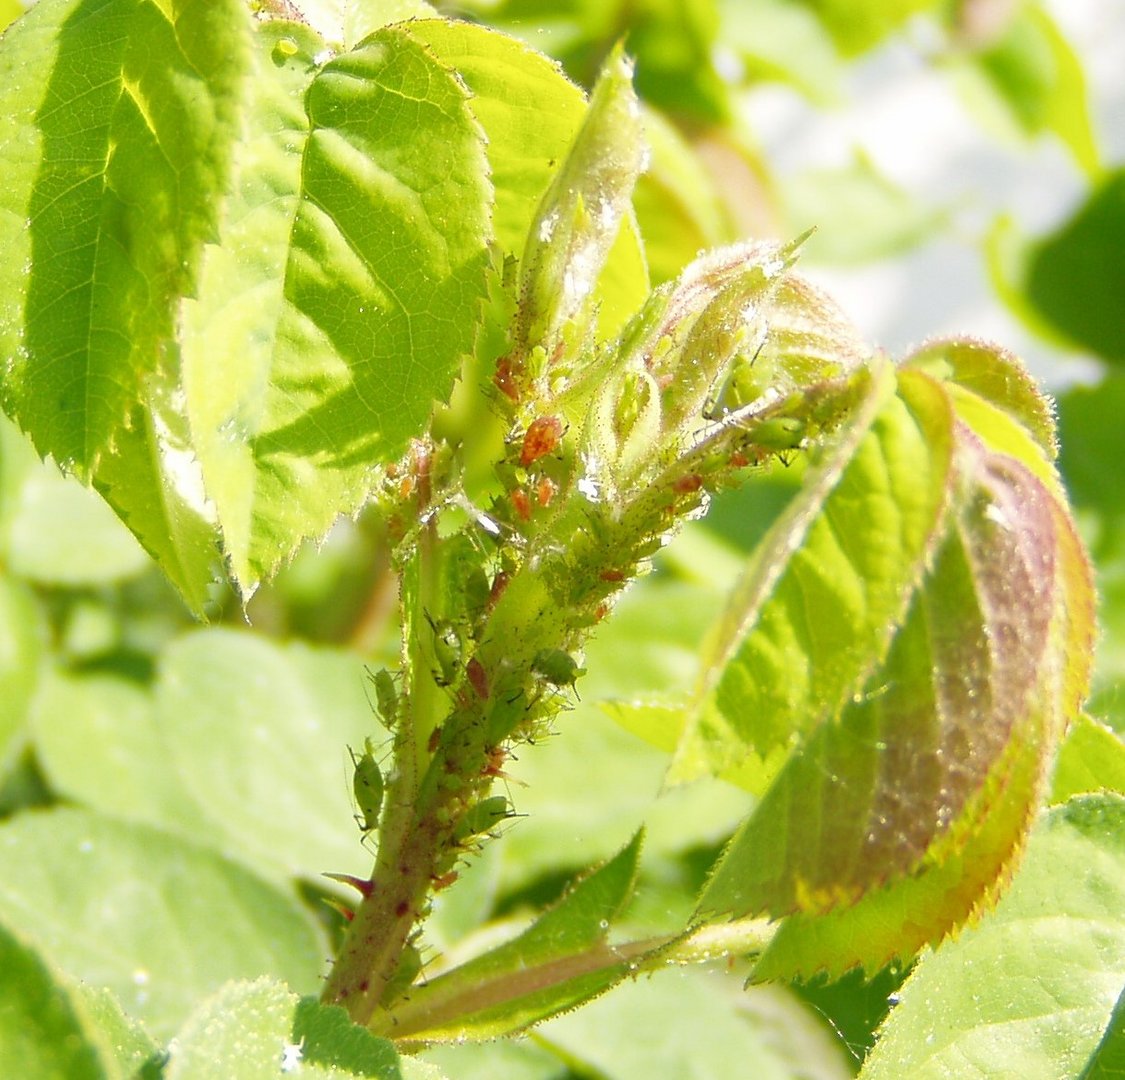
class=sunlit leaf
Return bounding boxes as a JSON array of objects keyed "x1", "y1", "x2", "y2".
[
  {"x1": 672, "y1": 365, "x2": 954, "y2": 784},
  {"x1": 1051, "y1": 714, "x2": 1125, "y2": 803},
  {"x1": 152, "y1": 628, "x2": 389, "y2": 880},
  {"x1": 692, "y1": 356, "x2": 1095, "y2": 971},
  {"x1": 181, "y1": 22, "x2": 491, "y2": 591},
  {"x1": 537, "y1": 966, "x2": 852, "y2": 1079},
  {"x1": 0, "y1": 807, "x2": 325, "y2": 1038},
  {"x1": 0, "y1": 0, "x2": 257, "y2": 610},
  {"x1": 165, "y1": 979, "x2": 404, "y2": 1080},
  {"x1": 4, "y1": 459, "x2": 151, "y2": 585},
  {"x1": 904, "y1": 336, "x2": 1058, "y2": 463},
  {"x1": 31, "y1": 668, "x2": 214, "y2": 840},
  {"x1": 0, "y1": 0, "x2": 24, "y2": 34},
  {"x1": 0, "y1": 6, "x2": 493, "y2": 603},
  {"x1": 751, "y1": 705, "x2": 1043, "y2": 980},
  {"x1": 0, "y1": 0, "x2": 253, "y2": 476},
  {"x1": 859, "y1": 795, "x2": 1125, "y2": 1080},
  {"x1": 72, "y1": 984, "x2": 162, "y2": 1079}
]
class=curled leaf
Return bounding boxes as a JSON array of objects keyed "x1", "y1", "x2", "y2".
[{"x1": 691, "y1": 361, "x2": 1095, "y2": 973}]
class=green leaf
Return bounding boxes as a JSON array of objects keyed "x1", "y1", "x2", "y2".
[
  {"x1": 420, "y1": 1038, "x2": 569, "y2": 1080},
  {"x1": 165, "y1": 979, "x2": 404, "y2": 1080},
  {"x1": 0, "y1": 807, "x2": 325, "y2": 1038},
  {"x1": 0, "y1": 922, "x2": 112, "y2": 1080},
  {"x1": 4, "y1": 458, "x2": 151, "y2": 585},
  {"x1": 1051, "y1": 714, "x2": 1125, "y2": 803},
  {"x1": 385, "y1": 834, "x2": 644, "y2": 1043},
  {"x1": 499, "y1": 703, "x2": 749, "y2": 896},
  {"x1": 0, "y1": 0, "x2": 255, "y2": 612},
  {"x1": 631, "y1": 106, "x2": 733, "y2": 284},
  {"x1": 859, "y1": 795, "x2": 1125, "y2": 1080},
  {"x1": 0, "y1": 8, "x2": 492, "y2": 602},
  {"x1": 903, "y1": 336, "x2": 1058, "y2": 464},
  {"x1": 0, "y1": 0, "x2": 24, "y2": 34},
  {"x1": 72, "y1": 984, "x2": 162, "y2": 1079},
  {"x1": 624, "y1": 0, "x2": 731, "y2": 126},
  {"x1": 0, "y1": 575, "x2": 42, "y2": 770},
  {"x1": 291, "y1": 995, "x2": 407, "y2": 1077},
  {"x1": 406, "y1": 19, "x2": 647, "y2": 341},
  {"x1": 181, "y1": 22, "x2": 491, "y2": 591},
  {"x1": 1055, "y1": 375, "x2": 1125, "y2": 709},
  {"x1": 0, "y1": 0, "x2": 255, "y2": 476},
  {"x1": 534, "y1": 966, "x2": 851, "y2": 1080},
  {"x1": 1023, "y1": 170, "x2": 1125, "y2": 366},
  {"x1": 89, "y1": 394, "x2": 228, "y2": 617},
  {"x1": 751, "y1": 705, "x2": 1044, "y2": 981},
  {"x1": 672, "y1": 364, "x2": 954, "y2": 784},
  {"x1": 1080, "y1": 985, "x2": 1125, "y2": 1079},
  {"x1": 784, "y1": 151, "x2": 948, "y2": 264},
  {"x1": 152, "y1": 628, "x2": 390, "y2": 880},
  {"x1": 805, "y1": 0, "x2": 944, "y2": 56},
  {"x1": 718, "y1": 0, "x2": 842, "y2": 103},
  {"x1": 402, "y1": 20, "x2": 585, "y2": 263},
  {"x1": 30, "y1": 667, "x2": 215, "y2": 837},
  {"x1": 1057, "y1": 375, "x2": 1125, "y2": 524},
  {"x1": 697, "y1": 379, "x2": 1096, "y2": 971},
  {"x1": 971, "y1": 3, "x2": 1100, "y2": 176}
]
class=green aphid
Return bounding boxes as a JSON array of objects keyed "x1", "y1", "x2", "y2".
[
  {"x1": 380, "y1": 943, "x2": 422, "y2": 1006},
  {"x1": 370, "y1": 669, "x2": 398, "y2": 728},
  {"x1": 454, "y1": 795, "x2": 511, "y2": 844},
  {"x1": 350, "y1": 738, "x2": 384, "y2": 835},
  {"x1": 427, "y1": 616, "x2": 464, "y2": 687},
  {"x1": 706, "y1": 341, "x2": 772, "y2": 419},
  {"x1": 747, "y1": 415, "x2": 806, "y2": 452},
  {"x1": 532, "y1": 648, "x2": 584, "y2": 687}
]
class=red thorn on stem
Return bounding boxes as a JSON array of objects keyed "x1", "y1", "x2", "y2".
[{"x1": 323, "y1": 872, "x2": 376, "y2": 898}]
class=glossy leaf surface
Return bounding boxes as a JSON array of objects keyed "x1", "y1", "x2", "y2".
[{"x1": 0, "y1": 3, "x2": 492, "y2": 604}]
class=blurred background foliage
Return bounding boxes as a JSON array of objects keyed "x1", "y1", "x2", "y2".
[{"x1": 0, "y1": 0, "x2": 1122, "y2": 1074}]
